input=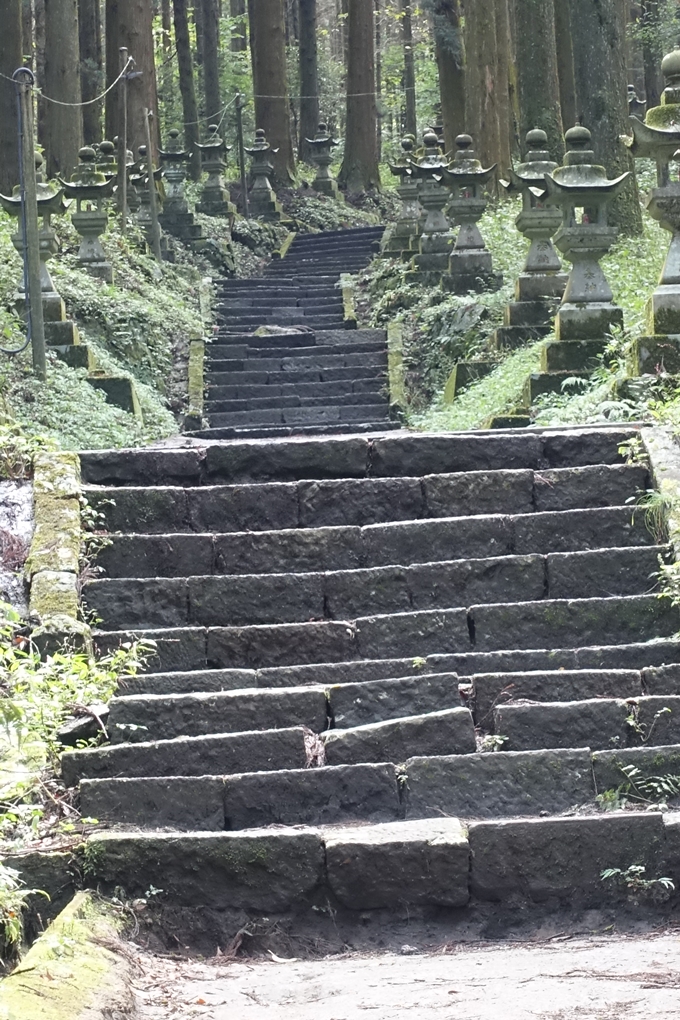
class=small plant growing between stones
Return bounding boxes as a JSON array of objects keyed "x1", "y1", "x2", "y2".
[
  {"x1": 625, "y1": 701, "x2": 671, "y2": 744},
  {"x1": 596, "y1": 763, "x2": 680, "y2": 812},
  {"x1": 0, "y1": 860, "x2": 48, "y2": 958},
  {"x1": 630, "y1": 488, "x2": 675, "y2": 544},
  {"x1": 79, "y1": 494, "x2": 114, "y2": 576},
  {"x1": 412, "y1": 657, "x2": 427, "y2": 670},
  {"x1": 618, "y1": 435, "x2": 648, "y2": 466},
  {"x1": 600, "y1": 864, "x2": 675, "y2": 904},
  {"x1": 480, "y1": 734, "x2": 509, "y2": 753}
]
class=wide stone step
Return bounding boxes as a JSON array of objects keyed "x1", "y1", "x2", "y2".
[
  {"x1": 78, "y1": 811, "x2": 680, "y2": 910},
  {"x1": 494, "y1": 695, "x2": 680, "y2": 750},
  {"x1": 232, "y1": 341, "x2": 384, "y2": 359},
  {"x1": 206, "y1": 404, "x2": 390, "y2": 429},
  {"x1": 61, "y1": 725, "x2": 312, "y2": 785},
  {"x1": 92, "y1": 596, "x2": 679, "y2": 670},
  {"x1": 219, "y1": 353, "x2": 387, "y2": 372},
  {"x1": 85, "y1": 547, "x2": 663, "y2": 628},
  {"x1": 207, "y1": 366, "x2": 377, "y2": 385},
  {"x1": 205, "y1": 378, "x2": 384, "y2": 401},
  {"x1": 84, "y1": 464, "x2": 649, "y2": 536},
  {"x1": 205, "y1": 391, "x2": 388, "y2": 413},
  {"x1": 92, "y1": 507, "x2": 657, "y2": 580},
  {"x1": 187, "y1": 420, "x2": 400, "y2": 441},
  {"x1": 97, "y1": 636, "x2": 680, "y2": 686},
  {"x1": 78, "y1": 428, "x2": 640, "y2": 487}
]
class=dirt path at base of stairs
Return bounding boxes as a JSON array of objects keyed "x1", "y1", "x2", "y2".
[{"x1": 132, "y1": 932, "x2": 680, "y2": 1019}]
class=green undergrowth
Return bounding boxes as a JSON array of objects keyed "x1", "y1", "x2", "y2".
[{"x1": 0, "y1": 603, "x2": 151, "y2": 854}]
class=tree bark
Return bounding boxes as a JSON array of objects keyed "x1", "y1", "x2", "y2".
[
  {"x1": 202, "y1": 0, "x2": 221, "y2": 121},
  {"x1": 161, "y1": 0, "x2": 172, "y2": 50},
  {"x1": 375, "y1": 0, "x2": 382, "y2": 161},
  {"x1": 248, "y1": 0, "x2": 297, "y2": 185},
  {"x1": 22, "y1": 0, "x2": 34, "y2": 70},
  {"x1": 172, "y1": 0, "x2": 201, "y2": 179},
  {"x1": 79, "y1": 0, "x2": 103, "y2": 143},
  {"x1": 43, "y1": 0, "x2": 83, "y2": 178},
  {"x1": 338, "y1": 0, "x2": 380, "y2": 191},
  {"x1": 402, "y1": 0, "x2": 417, "y2": 138},
  {"x1": 515, "y1": 0, "x2": 564, "y2": 160},
  {"x1": 230, "y1": 0, "x2": 247, "y2": 51},
  {"x1": 431, "y1": 1, "x2": 465, "y2": 156},
  {"x1": 494, "y1": 0, "x2": 513, "y2": 173},
  {"x1": 105, "y1": 0, "x2": 160, "y2": 161},
  {"x1": 464, "y1": 0, "x2": 502, "y2": 170},
  {"x1": 640, "y1": 0, "x2": 663, "y2": 109},
  {"x1": 568, "y1": 0, "x2": 642, "y2": 235},
  {"x1": 554, "y1": 0, "x2": 576, "y2": 131},
  {"x1": 0, "y1": 1, "x2": 22, "y2": 193},
  {"x1": 298, "y1": 0, "x2": 320, "y2": 164}
]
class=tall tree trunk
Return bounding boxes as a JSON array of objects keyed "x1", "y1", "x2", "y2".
[
  {"x1": 105, "y1": 0, "x2": 160, "y2": 160},
  {"x1": 43, "y1": 0, "x2": 83, "y2": 178},
  {"x1": 431, "y1": 0, "x2": 465, "y2": 155},
  {"x1": 248, "y1": 0, "x2": 297, "y2": 185},
  {"x1": 79, "y1": 0, "x2": 103, "y2": 143},
  {"x1": 202, "y1": 0, "x2": 221, "y2": 121},
  {"x1": 161, "y1": 0, "x2": 172, "y2": 50},
  {"x1": 554, "y1": 0, "x2": 576, "y2": 131},
  {"x1": 35, "y1": 0, "x2": 46, "y2": 145},
  {"x1": 0, "y1": 1, "x2": 22, "y2": 194},
  {"x1": 640, "y1": 0, "x2": 663, "y2": 109},
  {"x1": 22, "y1": 0, "x2": 34, "y2": 69},
  {"x1": 194, "y1": 0, "x2": 204, "y2": 67},
  {"x1": 338, "y1": 0, "x2": 380, "y2": 191},
  {"x1": 375, "y1": 0, "x2": 382, "y2": 161},
  {"x1": 230, "y1": 0, "x2": 247, "y2": 51},
  {"x1": 494, "y1": 0, "x2": 512, "y2": 173},
  {"x1": 402, "y1": 0, "x2": 417, "y2": 138},
  {"x1": 173, "y1": 0, "x2": 201, "y2": 179},
  {"x1": 515, "y1": 0, "x2": 564, "y2": 160},
  {"x1": 464, "y1": 0, "x2": 501, "y2": 170},
  {"x1": 298, "y1": 0, "x2": 319, "y2": 164},
  {"x1": 568, "y1": 0, "x2": 642, "y2": 235}
]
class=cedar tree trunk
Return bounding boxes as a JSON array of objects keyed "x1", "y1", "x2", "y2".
[
  {"x1": 338, "y1": 0, "x2": 380, "y2": 191},
  {"x1": 0, "y1": 1, "x2": 22, "y2": 193},
  {"x1": 248, "y1": 0, "x2": 297, "y2": 185},
  {"x1": 105, "y1": 0, "x2": 160, "y2": 160},
  {"x1": 515, "y1": 0, "x2": 564, "y2": 159},
  {"x1": 173, "y1": 0, "x2": 201, "y2": 179},
  {"x1": 43, "y1": 0, "x2": 83, "y2": 178},
  {"x1": 202, "y1": 0, "x2": 221, "y2": 121},
  {"x1": 79, "y1": 0, "x2": 103, "y2": 143},
  {"x1": 402, "y1": 0, "x2": 417, "y2": 138},
  {"x1": 298, "y1": 0, "x2": 320, "y2": 163},
  {"x1": 230, "y1": 0, "x2": 247, "y2": 50}
]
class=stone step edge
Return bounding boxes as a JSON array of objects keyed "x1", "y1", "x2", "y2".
[
  {"x1": 77, "y1": 744, "x2": 680, "y2": 831},
  {"x1": 79, "y1": 810, "x2": 680, "y2": 910}
]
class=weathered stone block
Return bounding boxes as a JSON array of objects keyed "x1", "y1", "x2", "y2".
[
  {"x1": 494, "y1": 698, "x2": 630, "y2": 750},
  {"x1": 404, "y1": 748, "x2": 594, "y2": 819},
  {"x1": 298, "y1": 477, "x2": 423, "y2": 528},
  {"x1": 325, "y1": 818, "x2": 470, "y2": 908},
  {"x1": 424, "y1": 469, "x2": 534, "y2": 517},
  {"x1": 547, "y1": 546, "x2": 662, "y2": 599},
  {"x1": 223, "y1": 763, "x2": 400, "y2": 829},
  {"x1": 323, "y1": 707, "x2": 476, "y2": 766},
  {"x1": 540, "y1": 339, "x2": 607, "y2": 373},
  {"x1": 80, "y1": 776, "x2": 226, "y2": 830},
  {"x1": 86, "y1": 830, "x2": 325, "y2": 910},
  {"x1": 532, "y1": 464, "x2": 649, "y2": 512},
  {"x1": 631, "y1": 334, "x2": 680, "y2": 375},
  {"x1": 555, "y1": 302, "x2": 623, "y2": 342},
  {"x1": 592, "y1": 745, "x2": 680, "y2": 796},
  {"x1": 355, "y1": 608, "x2": 471, "y2": 658},
  {"x1": 329, "y1": 672, "x2": 460, "y2": 728},
  {"x1": 469, "y1": 813, "x2": 666, "y2": 902}
]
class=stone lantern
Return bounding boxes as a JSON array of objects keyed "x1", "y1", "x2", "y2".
[
  {"x1": 306, "y1": 123, "x2": 341, "y2": 198},
  {"x1": 60, "y1": 147, "x2": 115, "y2": 283},
  {"x1": 158, "y1": 129, "x2": 206, "y2": 251},
  {"x1": 494, "y1": 128, "x2": 567, "y2": 350},
  {"x1": 408, "y1": 128, "x2": 454, "y2": 280},
  {"x1": 196, "y1": 124, "x2": 237, "y2": 222},
  {"x1": 439, "y1": 134, "x2": 502, "y2": 293},
  {"x1": 246, "y1": 128, "x2": 283, "y2": 221},
  {"x1": 525, "y1": 125, "x2": 629, "y2": 401},
  {"x1": 381, "y1": 136, "x2": 421, "y2": 259},
  {"x1": 0, "y1": 154, "x2": 82, "y2": 349},
  {"x1": 625, "y1": 49, "x2": 680, "y2": 374}
]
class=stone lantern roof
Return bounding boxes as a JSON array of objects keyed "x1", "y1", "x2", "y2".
[
  {"x1": 624, "y1": 49, "x2": 680, "y2": 164},
  {"x1": 160, "y1": 128, "x2": 192, "y2": 165},
  {"x1": 0, "y1": 153, "x2": 69, "y2": 217},
  {"x1": 544, "y1": 126, "x2": 629, "y2": 211},
  {"x1": 388, "y1": 136, "x2": 417, "y2": 181},
  {"x1": 59, "y1": 147, "x2": 115, "y2": 200},
  {"x1": 440, "y1": 134, "x2": 495, "y2": 188},
  {"x1": 503, "y1": 129, "x2": 560, "y2": 193}
]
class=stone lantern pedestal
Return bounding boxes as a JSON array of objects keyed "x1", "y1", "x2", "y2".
[
  {"x1": 523, "y1": 125, "x2": 628, "y2": 403},
  {"x1": 440, "y1": 135, "x2": 502, "y2": 294},
  {"x1": 196, "y1": 125, "x2": 237, "y2": 222},
  {"x1": 246, "y1": 129, "x2": 283, "y2": 221},
  {"x1": 307, "y1": 124, "x2": 341, "y2": 199},
  {"x1": 381, "y1": 136, "x2": 421, "y2": 260},
  {"x1": 60, "y1": 147, "x2": 115, "y2": 284},
  {"x1": 625, "y1": 50, "x2": 680, "y2": 376},
  {"x1": 494, "y1": 129, "x2": 567, "y2": 351},
  {"x1": 408, "y1": 130, "x2": 454, "y2": 282},
  {"x1": 158, "y1": 129, "x2": 206, "y2": 253}
]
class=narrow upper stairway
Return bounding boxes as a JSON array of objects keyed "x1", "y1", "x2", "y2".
[
  {"x1": 70, "y1": 427, "x2": 680, "y2": 913},
  {"x1": 195, "y1": 225, "x2": 395, "y2": 440}
]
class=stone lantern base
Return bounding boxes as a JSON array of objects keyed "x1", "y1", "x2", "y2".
[
  {"x1": 313, "y1": 177, "x2": 342, "y2": 199},
  {"x1": 442, "y1": 248, "x2": 503, "y2": 294},
  {"x1": 629, "y1": 334, "x2": 680, "y2": 375},
  {"x1": 248, "y1": 188, "x2": 283, "y2": 222}
]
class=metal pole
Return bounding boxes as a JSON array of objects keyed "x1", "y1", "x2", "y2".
[
  {"x1": 144, "y1": 109, "x2": 163, "y2": 262},
  {"x1": 14, "y1": 68, "x2": 46, "y2": 380},
  {"x1": 236, "y1": 94, "x2": 249, "y2": 219},
  {"x1": 117, "y1": 47, "x2": 129, "y2": 232}
]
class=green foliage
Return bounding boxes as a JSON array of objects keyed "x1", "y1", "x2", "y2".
[
  {"x1": 601, "y1": 864, "x2": 675, "y2": 903},
  {"x1": 0, "y1": 423, "x2": 54, "y2": 480},
  {"x1": 0, "y1": 861, "x2": 48, "y2": 954},
  {"x1": 0, "y1": 602, "x2": 152, "y2": 849},
  {"x1": 597, "y1": 763, "x2": 680, "y2": 812}
]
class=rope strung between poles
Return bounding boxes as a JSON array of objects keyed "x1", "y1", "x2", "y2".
[{"x1": 0, "y1": 58, "x2": 133, "y2": 108}]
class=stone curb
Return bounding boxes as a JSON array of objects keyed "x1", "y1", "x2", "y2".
[
  {"x1": 185, "y1": 337, "x2": 206, "y2": 429},
  {"x1": 0, "y1": 892, "x2": 135, "y2": 1020},
  {"x1": 25, "y1": 451, "x2": 90, "y2": 650},
  {"x1": 387, "y1": 321, "x2": 407, "y2": 413},
  {"x1": 642, "y1": 426, "x2": 680, "y2": 556},
  {"x1": 272, "y1": 230, "x2": 297, "y2": 259}
]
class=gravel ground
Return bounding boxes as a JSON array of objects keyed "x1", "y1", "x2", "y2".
[{"x1": 132, "y1": 931, "x2": 680, "y2": 1019}]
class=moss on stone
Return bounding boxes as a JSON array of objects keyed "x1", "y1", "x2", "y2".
[
  {"x1": 32, "y1": 452, "x2": 80, "y2": 500},
  {"x1": 0, "y1": 893, "x2": 130, "y2": 1020},
  {"x1": 187, "y1": 338, "x2": 205, "y2": 417},
  {"x1": 25, "y1": 495, "x2": 80, "y2": 578},
  {"x1": 30, "y1": 572, "x2": 80, "y2": 622},
  {"x1": 646, "y1": 104, "x2": 680, "y2": 130}
]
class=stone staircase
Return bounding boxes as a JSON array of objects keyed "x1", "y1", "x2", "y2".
[
  {"x1": 69, "y1": 426, "x2": 680, "y2": 913},
  {"x1": 193, "y1": 225, "x2": 394, "y2": 440}
]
